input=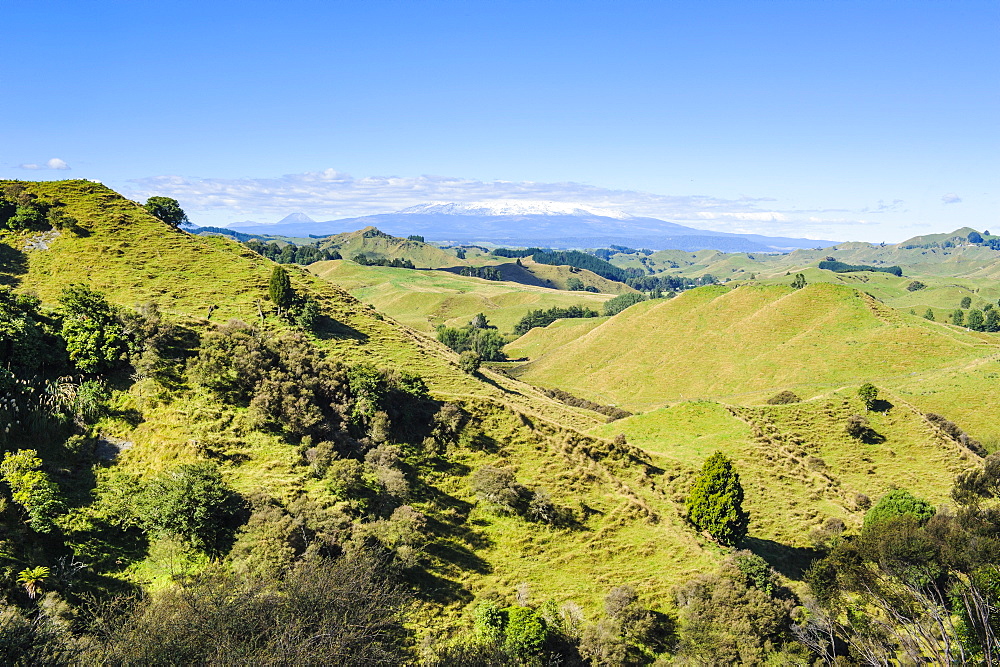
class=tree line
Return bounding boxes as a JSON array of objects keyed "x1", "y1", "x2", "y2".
[
  {"x1": 244, "y1": 239, "x2": 341, "y2": 265},
  {"x1": 818, "y1": 260, "x2": 903, "y2": 276},
  {"x1": 512, "y1": 305, "x2": 599, "y2": 336}
]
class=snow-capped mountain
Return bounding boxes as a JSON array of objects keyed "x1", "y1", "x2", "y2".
[
  {"x1": 397, "y1": 200, "x2": 634, "y2": 220},
  {"x1": 226, "y1": 202, "x2": 836, "y2": 251}
]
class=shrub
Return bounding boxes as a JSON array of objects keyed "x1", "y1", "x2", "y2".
[
  {"x1": 766, "y1": 390, "x2": 800, "y2": 405},
  {"x1": 135, "y1": 462, "x2": 245, "y2": 556},
  {"x1": 845, "y1": 414, "x2": 870, "y2": 439},
  {"x1": 863, "y1": 489, "x2": 935, "y2": 528},
  {"x1": 470, "y1": 466, "x2": 528, "y2": 514},
  {"x1": 458, "y1": 350, "x2": 480, "y2": 375},
  {"x1": 906, "y1": 280, "x2": 926, "y2": 291}
]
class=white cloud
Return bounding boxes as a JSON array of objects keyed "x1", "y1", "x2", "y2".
[
  {"x1": 18, "y1": 157, "x2": 70, "y2": 170},
  {"x1": 125, "y1": 169, "x2": 896, "y2": 240},
  {"x1": 941, "y1": 193, "x2": 962, "y2": 204}
]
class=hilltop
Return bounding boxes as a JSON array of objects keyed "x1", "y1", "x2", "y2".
[{"x1": 507, "y1": 282, "x2": 1000, "y2": 415}]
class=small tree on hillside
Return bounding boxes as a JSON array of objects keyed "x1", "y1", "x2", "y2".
[
  {"x1": 985, "y1": 308, "x2": 1000, "y2": 332},
  {"x1": 960, "y1": 296, "x2": 972, "y2": 309},
  {"x1": 268, "y1": 266, "x2": 293, "y2": 313},
  {"x1": 968, "y1": 309, "x2": 985, "y2": 331},
  {"x1": 686, "y1": 452, "x2": 749, "y2": 546},
  {"x1": 952, "y1": 309, "x2": 965, "y2": 326},
  {"x1": 59, "y1": 285, "x2": 130, "y2": 373},
  {"x1": 924, "y1": 308, "x2": 935, "y2": 321},
  {"x1": 459, "y1": 350, "x2": 481, "y2": 375},
  {"x1": 791, "y1": 273, "x2": 807, "y2": 290},
  {"x1": 144, "y1": 196, "x2": 189, "y2": 228},
  {"x1": 858, "y1": 383, "x2": 878, "y2": 411}
]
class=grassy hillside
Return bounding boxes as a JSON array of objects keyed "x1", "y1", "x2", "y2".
[
  {"x1": 309, "y1": 259, "x2": 614, "y2": 334},
  {"x1": 0, "y1": 180, "x2": 755, "y2": 639},
  {"x1": 317, "y1": 226, "x2": 465, "y2": 268},
  {"x1": 508, "y1": 282, "x2": 1000, "y2": 412},
  {"x1": 591, "y1": 391, "x2": 974, "y2": 556}
]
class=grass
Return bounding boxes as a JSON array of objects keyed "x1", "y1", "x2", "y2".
[
  {"x1": 508, "y1": 282, "x2": 1000, "y2": 412},
  {"x1": 590, "y1": 392, "x2": 972, "y2": 555},
  {"x1": 309, "y1": 259, "x2": 614, "y2": 334}
]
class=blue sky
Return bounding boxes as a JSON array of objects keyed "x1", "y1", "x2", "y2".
[{"x1": 2, "y1": 0, "x2": 996, "y2": 242}]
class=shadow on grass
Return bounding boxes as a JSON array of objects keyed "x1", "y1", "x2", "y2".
[
  {"x1": 423, "y1": 539, "x2": 493, "y2": 576},
  {"x1": 407, "y1": 566, "x2": 476, "y2": 606},
  {"x1": 870, "y1": 399, "x2": 894, "y2": 413},
  {"x1": 742, "y1": 536, "x2": 818, "y2": 580},
  {"x1": 315, "y1": 315, "x2": 368, "y2": 341},
  {"x1": 0, "y1": 242, "x2": 28, "y2": 286}
]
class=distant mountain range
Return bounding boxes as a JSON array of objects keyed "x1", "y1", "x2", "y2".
[{"x1": 227, "y1": 200, "x2": 838, "y2": 252}]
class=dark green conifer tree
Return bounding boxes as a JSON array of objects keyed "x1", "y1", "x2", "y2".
[
  {"x1": 685, "y1": 452, "x2": 749, "y2": 546},
  {"x1": 268, "y1": 266, "x2": 293, "y2": 312}
]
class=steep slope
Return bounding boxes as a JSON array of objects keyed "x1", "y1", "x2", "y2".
[
  {"x1": 1, "y1": 179, "x2": 737, "y2": 618},
  {"x1": 508, "y1": 282, "x2": 1000, "y2": 411}
]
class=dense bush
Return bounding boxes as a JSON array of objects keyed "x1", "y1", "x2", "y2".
[
  {"x1": 603, "y1": 292, "x2": 647, "y2": 317},
  {"x1": 459, "y1": 266, "x2": 501, "y2": 280},
  {"x1": 352, "y1": 253, "x2": 414, "y2": 268},
  {"x1": 538, "y1": 386, "x2": 632, "y2": 421},
  {"x1": 862, "y1": 488, "x2": 935, "y2": 528},
  {"x1": 135, "y1": 462, "x2": 245, "y2": 556},
  {"x1": 244, "y1": 239, "x2": 340, "y2": 265},
  {"x1": 818, "y1": 260, "x2": 903, "y2": 276},
  {"x1": 924, "y1": 412, "x2": 986, "y2": 456},
  {"x1": 512, "y1": 305, "x2": 599, "y2": 336},
  {"x1": 675, "y1": 554, "x2": 795, "y2": 663},
  {"x1": 437, "y1": 315, "x2": 508, "y2": 361},
  {"x1": 58, "y1": 285, "x2": 131, "y2": 374},
  {"x1": 90, "y1": 550, "x2": 411, "y2": 664}
]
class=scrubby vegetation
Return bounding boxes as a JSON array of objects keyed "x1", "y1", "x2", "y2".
[{"x1": 436, "y1": 314, "x2": 508, "y2": 361}]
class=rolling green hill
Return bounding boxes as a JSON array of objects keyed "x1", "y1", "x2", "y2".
[
  {"x1": 507, "y1": 282, "x2": 1000, "y2": 413},
  {"x1": 308, "y1": 259, "x2": 614, "y2": 334}
]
